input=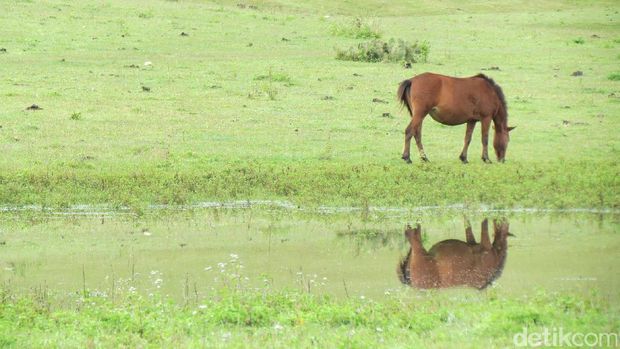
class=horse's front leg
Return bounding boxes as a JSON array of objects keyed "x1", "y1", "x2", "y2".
[
  {"x1": 480, "y1": 218, "x2": 491, "y2": 250},
  {"x1": 459, "y1": 120, "x2": 476, "y2": 163},
  {"x1": 480, "y1": 118, "x2": 492, "y2": 163}
]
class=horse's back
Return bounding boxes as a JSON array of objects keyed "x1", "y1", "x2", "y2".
[{"x1": 409, "y1": 72, "x2": 500, "y2": 123}]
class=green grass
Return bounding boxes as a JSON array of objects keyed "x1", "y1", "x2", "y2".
[
  {"x1": 0, "y1": 161, "x2": 616, "y2": 210},
  {"x1": 0, "y1": 0, "x2": 619, "y2": 210},
  {"x1": 1, "y1": 286, "x2": 617, "y2": 348},
  {"x1": 329, "y1": 17, "x2": 382, "y2": 39},
  {"x1": 1, "y1": 2, "x2": 619, "y2": 346}
]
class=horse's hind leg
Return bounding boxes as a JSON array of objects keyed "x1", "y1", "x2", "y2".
[
  {"x1": 459, "y1": 121, "x2": 476, "y2": 163},
  {"x1": 405, "y1": 224, "x2": 427, "y2": 254},
  {"x1": 412, "y1": 112, "x2": 430, "y2": 162},
  {"x1": 402, "y1": 111, "x2": 429, "y2": 163},
  {"x1": 480, "y1": 117, "x2": 492, "y2": 163},
  {"x1": 402, "y1": 120, "x2": 414, "y2": 163}
]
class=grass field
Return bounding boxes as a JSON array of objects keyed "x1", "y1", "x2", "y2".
[
  {"x1": 1, "y1": 0, "x2": 618, "y2": 210},
  {"x1": 1, "y1": 1, "x2": 619, "y2": 348},
  {"x1": 1, "y1": 286, "x2": 618, "y2": 348}
]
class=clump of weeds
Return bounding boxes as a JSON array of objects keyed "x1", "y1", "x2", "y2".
[{"x1": 336, "y1": 38, "x2": 430, "y2": 64}]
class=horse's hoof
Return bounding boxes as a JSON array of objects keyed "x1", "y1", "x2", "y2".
[
  {"x1": 402, "y1": 156, "x2": 412, "y2": 164},
  {"x1": 421, "y1": 156, "x2": 429, "y2": 162},
  {"x1": 482, "y1": 158, "x2": 492, "y2": 164},
  {"x1": 459, "y1": 155, "x2": 468, "y2": 164}
]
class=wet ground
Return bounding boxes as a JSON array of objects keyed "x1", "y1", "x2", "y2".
[{"x1": 0, "y1": 207, "x2": 618, "y2": 303}]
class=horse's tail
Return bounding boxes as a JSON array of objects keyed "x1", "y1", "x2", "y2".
[
  {"x1": 396, "y1": 248, "x2": 412, "y2": 285},
  {"x1": 397, "y1": 79, "x2": 413, "y2": 117}
]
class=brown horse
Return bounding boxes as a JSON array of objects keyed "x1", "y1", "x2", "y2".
[
  {"x1": 397, "y1": 219, "x2": 510, "y2": 289},
  {"x1": 397, "y1": 72, "x2": 515, "y2": 163}
]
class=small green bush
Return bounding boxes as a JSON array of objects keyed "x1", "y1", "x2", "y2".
[
  {"x1": 607, "y1": 72, "x2": 620, "y2": 81},
  {"x1": 330, "y1": 17, "x2": 381, "y2": 39},
  {"x1": 336, "y1": 39, "x2": 430, "y2": 64}
]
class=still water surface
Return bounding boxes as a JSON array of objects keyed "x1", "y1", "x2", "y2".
[{"x1": 0, "y1": 208, "x2": 618, "y2": 302}]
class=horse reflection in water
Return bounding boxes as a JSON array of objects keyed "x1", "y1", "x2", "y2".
[{"x1": 398, "y1": 219, "x2": 510, "y2": 290}]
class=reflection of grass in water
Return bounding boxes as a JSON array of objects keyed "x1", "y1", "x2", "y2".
[
  {"x1": 0, "y1": 282, "x2": 616, "y2": 348},
  {"x1": 337, "y1": 228, "x2": 429, "y2": 254},
  {"x1": 337, "y1": 228, "x2": 404, "y2": 251}
]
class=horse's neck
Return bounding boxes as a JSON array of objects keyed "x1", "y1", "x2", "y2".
[{"x1": 493, "y1": 108, "x2": 508, "y2": 131}]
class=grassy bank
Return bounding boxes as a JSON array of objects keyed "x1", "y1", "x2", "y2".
[
  {"x1": 1, "y1": 0, "x2": 619, "y2": 209},
  {"x1": 0, "y1": 160, "x2": 618, "y2": 209},
  {"x1": 1, "y1": 286, "x2": 617, "y2": 348}
]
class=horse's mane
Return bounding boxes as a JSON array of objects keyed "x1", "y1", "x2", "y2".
[{"x1": 475, "y1": 74, "x2": 508, "y2": 123}]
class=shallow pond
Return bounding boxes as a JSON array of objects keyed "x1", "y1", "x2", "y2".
[{"x1": 1, "y1": 207, "x2": 618, "y2": 303}]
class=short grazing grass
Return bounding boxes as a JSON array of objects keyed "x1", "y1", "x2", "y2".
[
  {"x1": 0, "y1": 0, "x2": 619, "y2": 209},
  {"x1": 0, "y1": 287, "x2": 617, "y2": 348}
]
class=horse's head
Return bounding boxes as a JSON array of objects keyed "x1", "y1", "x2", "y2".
[{"x1": 494, "y1": 126, "x2": 515, "y2": 162}]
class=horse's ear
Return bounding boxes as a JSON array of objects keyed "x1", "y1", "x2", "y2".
[{"x1": 507, "y1": 126, "x2": 516, "y2": 132}]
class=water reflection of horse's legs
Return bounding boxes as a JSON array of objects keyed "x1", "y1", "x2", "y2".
[
  {"x1": 405, "y1": 224, "x2": 425, "y2": 254},
  {"x1": 492, "y1": 219, "x2": 509, "y2": 251},
  {"x1": 465, "y1": 218, "x2": 476, "y2": 244},
  {"x1": 405, "y1": 224, "x2": 434, "y2": 263},
  {"x1": 481, "y1": 218, "x2": 492, "y2": 250},
  {"x1": 404, "y1": 224, "x2": 438, "y2": 288}
]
